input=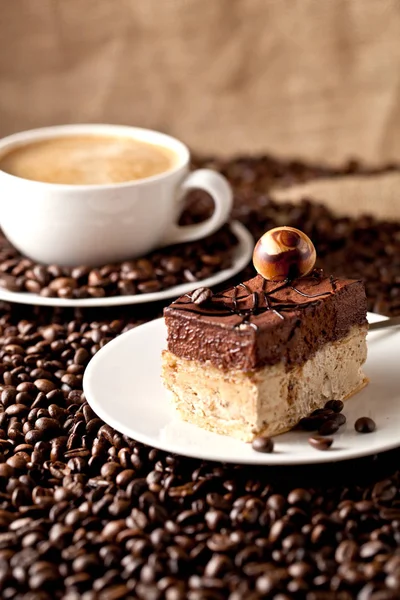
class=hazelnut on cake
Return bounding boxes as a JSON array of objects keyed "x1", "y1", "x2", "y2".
[{"x1": 161, "y1": 227, "x2": 368, "y2": 442}]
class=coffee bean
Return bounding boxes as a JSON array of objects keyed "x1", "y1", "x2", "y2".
[
  {"x1": 98, "y1": 424, "x2": 115, "y2": 444},
  {"x1": 116, "y1": 469, "x2": 135, "y2": 488},
  {"x1": 136, "y1": 279, "x2": 161, "y2": 294},
  {"x1": 5, "y1": 343, "x2": 25, "y2": 354},
  {"x1": 74, "y1": 348, "x2": 90, "y2": 365},
  {"x1": 288, "y1": 561, "x2": 314, "y2": 579},
  {"x1": 379, "y1": 507, "x2": 400, "y2": 520},
  {"x1": 191, "y1": 287, "x2": 213, "y2": 305},
  {"x1": 256, "y1": 572, "x2": 283, "y2": 594},
  {"x1": 0, "y1": 464, "x2": 15, "y2": 478},
  {"x1": 98, "y1": 584, "x2": 130, "y2": 599},
  {"x1": 0, "y1": 273, "x2": 21, "y2": 291},
  {"x1": 331, "y1": 413, "x2": 346, "y2": 427},
  {"x1": 161, "y1": 257, "x2": 183, "y2": 274},
  {"x1": 6, "y1": 453, "x2": 29, "y2": 470},
  {"x1": 287, "y1": 489, "x2": 312, "y2": 506},
  {"x1": 372, "y1": 479, "x2": 397, "y2": 503},
  {"x1": 35, "y1": 417, "x2": 60, "y2": 436},
  {"x1": 385, "y1": 556, "x2": 400, "y2": 575},
  {"x1": 5, "y1": 403, "x2": 29, "y2": 417},
  {"x1": 49, "y1": 277, "x2": 76, "y2": 292},
  {"x1": 34, "y1": 379, "x2": 56, "y2": 393},
  {"x1": 251, "y1": 436, "x2": 274, "y2": 453},
  {"x1": 30, "y1": 265, "x2": 49, "y2": 286},
  {"x1": 318, "y1": 419, "x2": 340, "y2": 436},
  {"x1": 118, "y1": 280, "x2": 137, "y2": 295},
  {"x1": 25, "y1": 279, "x2": 42, "y2": 294},
  {"x1": 1, "y1": 387, "x2": 17, "y2": 407},
  {"x1": 204, "y1": 554, "x2": 233, "y2": 577},
  {"x1": 61, "y1": 374, "x2": 81, "y2": 389},
  {"x1": 72, "y1": 554, "x2": 99, "y2": 574},
  {"x1": 324, "y1": 400, "x2": 344, "y2": 413},
  {"x1": 298, "y1": 416, "x2": 324, "y2": 431},
  {"x1": 335, "y1": 540, "x2": 359, "y2": 563},
  {"x1": 308, "y1": 436, "x2": 333, "y2": 451},
  {"x1": 360, "y1": 540, "x2": 391, "y2": 559},
  {"x1": 355, "y1": 417, "x2": 376, "y2": 433}
]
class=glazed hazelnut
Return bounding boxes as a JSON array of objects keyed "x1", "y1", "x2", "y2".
[{"x1": 252, "y1": 226, "x2": 316, "y2": 281}]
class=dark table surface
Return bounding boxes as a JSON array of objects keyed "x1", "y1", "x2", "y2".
[{"x1": 0, "y1": 156, "x2": 399, "y2": 600}]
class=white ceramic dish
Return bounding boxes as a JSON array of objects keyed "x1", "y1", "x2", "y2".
[
  {"x1": 0, "y1": 221, "x2": 253, "y2": 308},
  {"x1": 83, "y1": 312, "x2": 400, "y2": 465}
]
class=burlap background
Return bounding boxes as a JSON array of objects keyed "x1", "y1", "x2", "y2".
[{"x1": 1, "y1": 0, "x2": 399, "y2": 166}]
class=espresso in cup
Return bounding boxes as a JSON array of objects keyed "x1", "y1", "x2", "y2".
[{"x1": 0, "y1": 134, "x2": 177, "y2": 185}]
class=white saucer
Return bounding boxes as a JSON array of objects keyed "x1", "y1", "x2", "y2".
[
  {"x1": 0, "y1": 221, "x2": 253, "y2": 308},
  {"x1": 83, "y1": 312, "x2": 400, "y2": 465}
]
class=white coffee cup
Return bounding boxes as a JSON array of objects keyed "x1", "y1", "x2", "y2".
[{"x1": 0, "y1": 124, "x2": 233, "y2": 266}]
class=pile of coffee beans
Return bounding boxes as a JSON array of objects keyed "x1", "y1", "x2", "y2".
[
  {"x1": 0, "y1": 224, "x2": 238, "y2": 299},
  {"x1": 299, "y1": 403, "x2": 347, "y2": 437},
  {"x1": 0, "y1": 154, "x2": 399, "y2": 599},
  {"x1": 253, "y1": 403, "x2": 375, "y2": 455},
  {"x1": 191, "y1": 155, "x2": 398, "y2": 195}
]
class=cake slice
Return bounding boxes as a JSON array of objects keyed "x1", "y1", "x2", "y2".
[{"x1": 161, "y1": 271, "x2": 368, "y2": 442}]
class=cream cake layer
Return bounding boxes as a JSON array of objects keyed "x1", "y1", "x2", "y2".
[{"x1": 161, "y1": 324, "x2": 368, "y2": 442}]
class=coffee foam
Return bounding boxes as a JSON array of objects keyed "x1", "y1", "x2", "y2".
[{"x1": 0, "y1": 135, "x2": 177, "y2": 185}]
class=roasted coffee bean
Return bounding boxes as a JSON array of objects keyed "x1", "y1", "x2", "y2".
[
  {"x1": 308, "y1": 436, "x2": 333, "y2": 451},
  {"x1": 49, "y1": 277, "x2": 76, "y2": 292},
  {"x1": 74, "y1": 348, "x2": 90, "y2": 365},
  {"x1": 318, "y1": 419, "x2": 340, "y2": 436},
  {"x1": 191, "y1": 287, "x2": 213, "y2": 305},
  {"x1": 297, "y1": 416, "x2": 323, "y2": 431},
  {"x1": 5, "y1": 403, "x2": 29, "y2": 417},
  {"x1": 359, "y1": 540, "x2": 391, "y2": 559},
  {"x1": 34, "y1": 379, "x2": 56, "y2": 394},
  {"x1": 137, "y1": 280, "x2": 162, "y2": 294},
  {"x1": 1, "y1": 387, "x2": 17, "y2": 407},
  {"x1": 0, "y1": 463, "x2": 15, "y2": 478},
  {"x1": 287, "y1": 489, "x2": 312, "y2": 506},
  {"x1": 331, "y1": 413, "x2": 346, "y2": 427},
  {"x1": 0, "y1": 272, "x2": 21, "y2": 291},
  {"x1": 7, "y1": 453, "x2": 29, "y2": 470},
  {"x1": 372, "y1": 479, "x2": 397, "y2": 503},
  {"x1": 251, "y1": 436, "x2": 274, "y2": 453},
  {"x1": 35, "y1": 417, "x2": 60, "y2": 436},
  {"x1": 116, "y1": 469, "x2": 135, "y2": 488},
  {"x1": 161, "y1": 256, "x2": 183, "y2": 274},
  {"x1": 25, "y1": 279, "x2": 42, "y2": 294},
  {"x1": 324, "y1": 400, "x2": 344, "y2": 413},
  {"x1": 355, "y1": 417, "x2": 376, "y2": 433},
  {"x1": 335, "y1": 540, "x2": 359, "y2": 563}
]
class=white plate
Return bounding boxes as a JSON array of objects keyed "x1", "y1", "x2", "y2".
[
  {"x1": 0, "y1": 221, "x2": 253, "y2": 308},
  {"x1": 83, "y1": 312, "x2": 400, "y2": 465}
]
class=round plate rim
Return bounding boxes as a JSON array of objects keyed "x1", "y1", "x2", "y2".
[
  {"x1": 0, "y1": 221, "x2": 253, "y2": 308},
  {"x1": 83, "y1": 311, "x2": 399, "y2": 465}
]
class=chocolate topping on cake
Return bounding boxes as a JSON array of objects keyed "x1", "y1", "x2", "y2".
[{"x1": 164, "y1": 272, "x2": 367, "y2": 371}]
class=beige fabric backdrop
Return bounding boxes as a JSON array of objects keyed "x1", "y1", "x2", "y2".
[{"x1": 0, "y1": 0, "x2": 399, "y2": 165}]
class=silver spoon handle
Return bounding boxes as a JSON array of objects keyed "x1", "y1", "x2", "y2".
[{"x1": 369, "y1": 316, "x2": 400, "y2": 331}]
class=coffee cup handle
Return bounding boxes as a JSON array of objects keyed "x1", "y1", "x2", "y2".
[{"x1": 161, "y1": 169, "x2": 233, "y2": 247}]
